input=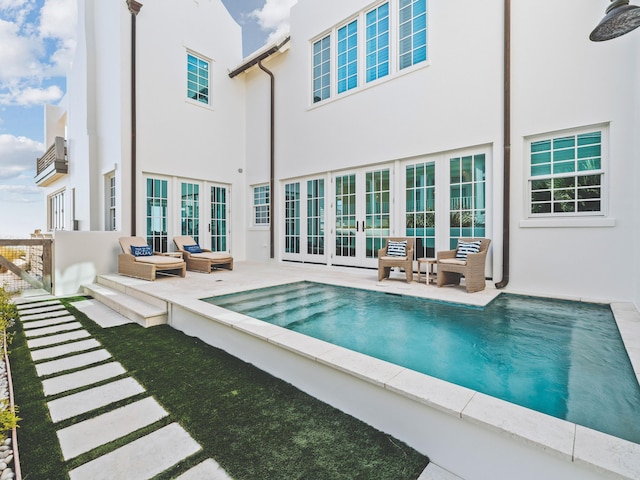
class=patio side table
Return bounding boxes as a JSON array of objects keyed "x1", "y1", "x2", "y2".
[{"x1": 417, "y1": 257, "x2": 437, "y2": 285}]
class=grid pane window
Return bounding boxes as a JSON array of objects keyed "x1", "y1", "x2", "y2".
[
  {"x1": 253, "y1": 185, "x2": 270, "y2": 225},
  {"x1": 187, "y1": 53, "x2": 209, "y2": 104},
  {"x1": 337, "y1": 20, "x2": 358, "y2": 94},
  {"x1": 365, "y1": 169, "x2": 391, "y2": 258},
  {"x1": 146, "y1": 178, "x2": 168, "y2": 252},
  {"x1": 449, "y1": 154, "x2": 486, "y2": 248},
  {"x1": 49, "y1": 190, "x2": 65, "y2": 231},
  {"x1": 211, "y1": 186, "x2": 228, "y2": 252},
  {"x1": 406, "y1": 162, "x2": 436, "y2": 258},
  {"x1": 307, "y1": 179, "x2": 325, "y2": 255},
  {"x1": 335, "y1": 175, "x2": 356, "y2": 257},
  {"x1": 108, "y1": 175, "x2": 116, "y2": 231},
  {"x1": 181, "y1": 182, "x2": 199, "y2": 243},
  {"x1": 399, "y1": 0, "x2": 427, "y2": 70},
  {"x1": 313, "y1": 35, "x2": 331, "y2": 103},
  {"x1": 285, "y1": 183, "x2": 301, "y2": 254},
  {"x1": 366, "y1": 3, "x2": 390, "y2": 83},
  {"x1": 530, "y1": 131, "x2": 603, "y2": 215}
]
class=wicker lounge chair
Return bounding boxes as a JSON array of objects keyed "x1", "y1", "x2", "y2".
[
  {"x1": 118, "y1": 237, "x2": 186, "y2": 281},
  {"x1": 173, "y1": 236, "x2": 233, "y2": 273},
  {"x1": 378, "y1": 237, "x2": 414, "y2": 283},
  {"x1": 436, "y1": 238, "x2": 491, "y2": 293}
]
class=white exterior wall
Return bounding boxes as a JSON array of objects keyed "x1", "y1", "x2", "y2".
[
  {"x1": 133, "y1": 0, "x2": 246, "y2": 257},
  {"x1": 240, "y1": 0, "x2": 639, "y2": 305},
  {"x1": 509, "y1": 0, "x2": 638, "y2": 303}
]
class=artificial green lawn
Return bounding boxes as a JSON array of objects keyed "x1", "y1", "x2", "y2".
[{"x1": 13, "y1": 297, "x2": 429, "y2": 479}]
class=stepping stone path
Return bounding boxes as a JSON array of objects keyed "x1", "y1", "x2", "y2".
[{"x1": 15, "y1": 297, "x2": 231, "y2": 480}]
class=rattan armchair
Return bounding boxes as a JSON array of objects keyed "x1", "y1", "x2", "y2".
[
  {"x1": 173, "y1": 236, "x2": 233, "y2": 273},
  {"x1": 436, "y1": 238, "x2": 491, "y2": 293},
  {"x1": 118, "y1": 237, "x2": 186, "y2": 281},
  {"x1": 378, "y1": 237, "x2": 414, "y2": 283}
]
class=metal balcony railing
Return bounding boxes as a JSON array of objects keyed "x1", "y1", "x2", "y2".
[{"x1": 35, "y1": 137, "x2": 67, "y2": 187}]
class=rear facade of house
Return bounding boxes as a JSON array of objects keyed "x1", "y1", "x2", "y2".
[{"x1": 36, "y1": 0, "x2": 640, "y2": 308}]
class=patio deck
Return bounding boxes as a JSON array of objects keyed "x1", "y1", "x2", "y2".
[{"x1": 90, "y1": 260, "x2": 640, "y2": 480}]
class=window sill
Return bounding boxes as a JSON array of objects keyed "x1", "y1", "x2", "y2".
[
  {"x1": 185, "y1": 98, "x2": 214, "y2": 111},
  {"x1": 519, "y1": 217, "x2": 616, "y2": 228}
]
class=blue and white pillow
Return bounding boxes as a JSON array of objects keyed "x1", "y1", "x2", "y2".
[
  {"x1": 386, "y1": 240, "x2": 407, "y2": 257},
  {"x1": 455, "y1": 240, "x2": 481, "y2": 260},
  {"x1": 131, "y1": 245, "x2": 153, "y2": 257},
  {"x1": 183, "y1": 244, "x2": 203, "y2": 254}
]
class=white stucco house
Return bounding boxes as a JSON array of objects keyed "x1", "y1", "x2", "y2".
[{"x1": 36, "y1": 0, "x2": 639, "y2": 307}]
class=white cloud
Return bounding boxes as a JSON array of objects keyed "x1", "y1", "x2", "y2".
[
  {"x1": 0, "y1": 134, "x2": 43, "y2": 180},
  {"x1": 39, "y1": 0, "x2": 77, "y2": 75},
  {"x1": 0, "y1": 84, "x2": 63, "y2": 106},
  {"x1": 0, "y1": 18, "x2": 43, "y2": 81},
  {"x1": 251, "y1": 0, "x2": 297, "y2": 43}
]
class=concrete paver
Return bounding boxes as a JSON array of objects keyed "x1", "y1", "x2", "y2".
[
  {"x1": 16, "y1": 305, "x2": 67, "y2": 316},
  {"x1": 42, "y1": 362, "x2": 127, "y2": 396},
  {"x1": 31, "y1": 338, "x2": 101, "y2": 361},
  {"x1": 24, "y1": 321, "x2": 82, "y2": 338},
  {"x1": 22, "y1": 316, "x2": 77, "y2": 330},
  {"x1": 67, "y1": 423, "x2": 201, "y2": 480},
  {"x1": 16, "y1": 300, "x2": 61, "y2": 310},
  {"x1": 47, "y1": 377, "x2": 146, "y2": 423},
  {"x1": 175, "y1": 459, "x2": 232, "y2": 480},
  {"x1": 19, "y1": 309, "x2": 72, "y2": 321},
  {"x1": 57, "y1": 397, "x2": 168, "y2": 460},
  {"x1": 27, "y1": 330, "x2": 91, "y2": 349},
  {"x1": 36, "y1": 349, "x2": 112, "y2": 377}
]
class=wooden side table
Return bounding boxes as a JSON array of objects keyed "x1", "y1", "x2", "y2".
[{"x1": 417, "y1": 258, "x2": 437, "y2": 285}]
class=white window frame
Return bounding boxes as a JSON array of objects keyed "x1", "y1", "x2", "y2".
[
  {"x1": 186, "y1": 51, "x2": 211, "y2": 106},
  {"x1": 48, "y1": 189, "x2": 66, "y2": 231},
  {"x1": 253, "y1": 184, "x2": 270, "y2": 227},
  {"x1": 309, "y1": 0, "x2": 428, "y2": 106},
  {"x1": 524, "y1": 125, "x2": 609, "y2": 225},
  {"x1": 106, "y1": 172, "x2": 116, "y2": 231}
]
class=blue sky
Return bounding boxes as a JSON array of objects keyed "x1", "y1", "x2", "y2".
[{"x1": 0, "y1": 0, "x2": 295, "y2": 237}]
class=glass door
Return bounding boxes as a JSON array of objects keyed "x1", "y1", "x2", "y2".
[
  {"x1": 333, "y1": 167, "x2": 391, "y2": 267},
  {"x1": 283, "y1": 178, "x2": 326, "y2": 263}
]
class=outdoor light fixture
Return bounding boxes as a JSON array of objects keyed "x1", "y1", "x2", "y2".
[{"x1": 590, "y1": 0, "x2": 640, "y2": 41}]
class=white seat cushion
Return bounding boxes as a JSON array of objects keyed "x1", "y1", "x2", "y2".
[
  {"x1": 134, "y1": 256, "x2": 184, "y2": 265},
  {"x1": 380, "y1": 256, "x2": 409, "y2": 261},
  {"x1": 439, "y1": 258, "x2": 467, "y2": 266},
  {"x1": 190, "y1": 252, "x2": 232, "y2": 261}
]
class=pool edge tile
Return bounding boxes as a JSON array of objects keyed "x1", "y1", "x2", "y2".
[
  {"x1": 461, "y1": 392, "x2": 575, "y2": 462},
  {"x1": 316, "y1": 347, "x2": 404, "y2": 386},
  {"x1": 385, "y1": 369, "x2": 476, "y2": 418},
  {"x1": 574, "y1": 425, "x2": 640, "y2": 480}
]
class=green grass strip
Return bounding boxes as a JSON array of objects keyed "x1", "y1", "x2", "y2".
[{"x1": 15, "y1": 298, "x2": 429, "y2": 479}]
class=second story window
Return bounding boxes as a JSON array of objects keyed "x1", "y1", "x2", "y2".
[
  {"x1": 337, "y1": 20, "x2": 358, "y2": 94},
  {"x1": 311, "y1": 0, "x2": 428, "y2": 104},
  {"x1": 313, "y1": 36, "x2": 331, "y2": 103},
  {"x1": 187, "y1": 53, "x2": 210, "y2": 105}
]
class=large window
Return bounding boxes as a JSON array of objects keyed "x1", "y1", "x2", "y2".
[
  {"x1": 406, "y1": 162, "x2": 436, "y2": 258},
  {"x1": 337, "y1": 20, "x2": 358, "y2": 94},
  {"x1": 449, "y1": 154, "x2": 486, "y2": 248},
  {"x1": 366, "y1": 3, "x2": 390, "y2": 82},
  {"x1": 210, "y1": 186, "x2": 228, "y2": 252},
  {"x1": 312, "y1": 35, "x2": 331, "y2": 103},
  {"x1": 146, "y1": 178, "x2": 168, "y2": 252},
  {"x1": 253, "y1": 185, "x2": 270, "y2": 226},
  {"x1": 307, "y1": 179, "x2": 325, "y2": 255},
  {"x1": 181, "y1": 182, "x2": 200, "y2": 243},
  {"x1": 311, "y1": 0, "x2": 427, "y2": 103},
  {"x1": 187, "y1": 53, "x2": 209, "y2": 105},
  {"x1": 106, "y1": 174, "x2": 116, "y2": 231},
  {"x1": 529, "y1": 129, "x2": 604, "y2": 216},
  {"x1": 49, "y1": 189, "x2": 65, "y2": 231},
  {"x1": 284, "y1": 183, "x2": 301, "y2": 254},
  {"x1": 398, "y1": 0, "x2": 427, "y2": 69}
]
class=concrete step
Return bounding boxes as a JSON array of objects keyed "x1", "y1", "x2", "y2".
[{"x1": 82, "y1": 282, "x2": 167, "y2": 328}]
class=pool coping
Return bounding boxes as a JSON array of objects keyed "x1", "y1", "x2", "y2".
[{"x1": 95, "y1": 267, "x2": 640, "y2": 479}]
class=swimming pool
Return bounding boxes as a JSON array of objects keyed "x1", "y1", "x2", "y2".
[{"x1": 204, "y1": 281, "x2": 640, "y2": 444}]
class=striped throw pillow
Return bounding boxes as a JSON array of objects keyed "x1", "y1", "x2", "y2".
[
  {"x1": 386, "y1": 240, "x2": 407, "y2": 257},
  {"x1": 455, "y1": 240, "x2": 481, "y2": 260}
]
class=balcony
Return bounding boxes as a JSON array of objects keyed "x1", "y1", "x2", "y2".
[{"x1": 35, "y1": 137, "x2": 67, "y2": 187}]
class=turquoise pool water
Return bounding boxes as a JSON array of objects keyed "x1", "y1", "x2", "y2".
[{"x1": 203, "y1": 281, "x2": 640, "y2": 444}]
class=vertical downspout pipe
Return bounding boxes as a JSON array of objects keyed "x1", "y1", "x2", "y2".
[
  {"x1": 496, "y1": 0, "x2": 511, "y2": 289},
  {"x1": 258, "y1": 60, "x2": 275, "y2": 259},
  {"x1": 127, "y1": 0, "x2": 142, "y2": 236}
]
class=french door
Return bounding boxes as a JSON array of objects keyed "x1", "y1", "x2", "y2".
[
  {"x1": 333, "y1": 167, "x2": 391, "y2": 268},
  {"x1": 179, "y1": 180, "x2": 230, "y2": 252}
]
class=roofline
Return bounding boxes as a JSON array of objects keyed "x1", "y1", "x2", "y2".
[{"x1": 228, "y1": 36, "x2": 291, "y2": 78}]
